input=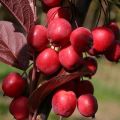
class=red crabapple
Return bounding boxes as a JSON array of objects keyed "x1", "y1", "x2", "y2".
[
  {"x1": 47, "y1": 7, "x2": 71, "y2": 24},
  {"x1": 9, "y1": 96, "x2": 29, "y2": 120},
  {"x1": 47, "y1": 18, "x2": 72, "y2": 46},
  {"x1": 42, "y1": 0, "x2": 62, "y2": 7},
  {"x1": 108, "y1": 22, "x2": 120, "y2": 40},
  {"x1": 58, "y1": 80, "x2": 76, "y2": 92},
  {"x1": 2, "y1": 72, "x2": 26, "y2": 98},
  {"x1": 92, "y1": 27, "x2": 115, "y2": 53},
  {"x1": 88, "y1": 47, "x2": 101, "y2": 57},
  {"x1": 52, "y1": 90, "x2": 77, "y2": 117},
  {"x1": 104, "y1": 40, "x2": 120, "y2": 62},
  {"x1": 84, "y1": 57, "x2": 98, "y2": 78},
  {"x1": 70, "y1": 27, "x2": 93, "y2": 52},
  {"x1": 77, "y1": 94, "x2": 98, "y2": 117},
  {"x1": 76, "y1": 80, "x2": 94, "y2": 97},
  {"x1": 36, "y1": 48, "x2": 61, "y2": 75},
  {"x1": 59, "y1": 45, "x2": 83, "y2": 70},
  {"x1": 27, "y1": 25, "x2": 48, "y2": 52}
]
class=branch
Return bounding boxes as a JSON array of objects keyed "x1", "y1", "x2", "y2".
[
  {"x1": 74, "y1": 0, "x2": 92, "y2": 26},
  {"x1": 39, "y1": 94, "x2": 52, "y2": 120}
]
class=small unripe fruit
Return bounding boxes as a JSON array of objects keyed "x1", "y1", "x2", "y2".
[
  {"x1": 47, "y1": 18, "x2": 72, "y2": 46},
  {"x1": 59, "y1": 45, "x2": 83, "y2": 70},
  {"x1": 76, "y1": 80, "x2": 94, "y2": 97},
  {"x1": 92, "y1": 27, "x2": 115, "y2": 52},
  {"x1": 36, "y1": 48, "x2": 61, "y2": 75},
  {"x1": 52, "y1": 90, "x2": 77, "y2": 117},
  {"x1": 77, "y1": 94, "x2": 98, "y2": 117},
  {"x1": 47, "y1": 7, "x2": 71, "y2": 24},
  {"x1": 2, "y1": 72, "x2": 26, "y2": 98},
  {"x1": 70, "y1": 27, "x2": 93, "y2": 52},
  {"x1": 9, "y1": 96, "x2": 29, "y2": 120},
  {"x1": 27, "y1": 25, "x2": 48, "y2": 51},
  {"x1": 42, "y1": 0, "x2": 62, "y2": 7}
]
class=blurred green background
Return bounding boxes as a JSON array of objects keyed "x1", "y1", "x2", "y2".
[{"x1": 0, "y1": 0, "x2": 120, "y2": 120}]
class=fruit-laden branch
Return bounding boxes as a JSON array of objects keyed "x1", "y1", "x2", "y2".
[{"x1": 37, "y1": 1, "x2": 92, "y2": 120}]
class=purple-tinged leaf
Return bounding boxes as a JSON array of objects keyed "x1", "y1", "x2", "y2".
[
  {"x1": 29, "y1": 67, "x2": 90, "y2": 113},
  {"x1": 0, "y1": 21, "x2": 29, "y2": 70},
  {"x1": 0, "y1": 0, "x2": 34, "y2": 32}
]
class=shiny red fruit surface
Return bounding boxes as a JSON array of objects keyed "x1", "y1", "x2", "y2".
[
  {"x1": 70, "y1": 27, "x2": 93, "y2": 52},
  {"x1": 47, "y1": 18, "x2": 72, "y2": 46},
  {"x1": 47, "y1": 7, "x2": 71, "y2": 24},
  {"x1": 36, "y1": 48, "x2": 61, "y2": 75},
  {"x1": 52, "y1": 90, "x2": 77, "y2": 117},
  {"x1": 59, "y1": 45, "x2": 83, "y2": 70},
  {"x1": 77, "y1": 94, "x2": 98, "y2": 117},
  {"x1": 27, "y1": 25, "x2": 48, "y2": 52},
  {"x1": 42, "y1": 0, "x2": 62, "y2": 7},
  {"x1": 9, "y1": 96, "x2": 29, "y2": 120},
  {"x1": 92, "y1": 27, "x2": 115, "y2": 52},
  {"x1": 2, "y1": 72, "x2": 26, "y2": 98}
]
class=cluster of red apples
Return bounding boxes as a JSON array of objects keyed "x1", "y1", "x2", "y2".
[
  {"x1": 2, "y1": 0, "x2": 120, "y2": 119},
  {"x1": 2, "y1": 73, "x2": 29, "y2": 120}
]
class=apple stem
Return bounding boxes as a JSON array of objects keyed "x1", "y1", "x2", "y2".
[
  {"x1": 32, "y1": 109, "x2": 38, "y2": 120},
  {"x1": 103, "y1": 0, "x2": 110, "y2": 23},
  {"x1": 30, "y1": 53, "x2": 36, "y2": 94},
  {"x1": 29, "y1": 52, "x2": 37, "y2": 120},
  {"x1": 92, "y1": 114, "x2": 96, "y2": 119},
  {"x1": 21, "y1": 62, "x2": 33, "y2": 77},
  {"x1": 81, "y1": 77, "x2": 83, "y2": 81},
  {"x1": 85, "y1": 52, "x2": 88, "y2": 57},
  {"x1": 95, "y1": 6, "x2": 101, "y2": 27},
  {"x1": 98, "y1": 0, "x2": 108, "y2": 24},
  {"x1": 60, "y1": 116, "x2": 63, "y2": 120}
]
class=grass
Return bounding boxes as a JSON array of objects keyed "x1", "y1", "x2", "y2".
[
  {"x1": 0, "y1": 103, "x2": 8, "y2": 115},
  {"x1": 93, "y1": 78, "x2": 120, "y2": 102}
]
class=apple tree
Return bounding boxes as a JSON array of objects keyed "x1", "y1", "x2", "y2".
[{"x1": 0, "y1": 0, "x2": 119, "y2": 120}]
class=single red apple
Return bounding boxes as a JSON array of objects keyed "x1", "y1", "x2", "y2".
[
  {"x1": 47, "y1": 7, "x2": 71, "y2": 24},
  {"x1": 104, "y1": 40, "x2": 120, "y2": 62},
  {"x1": 59, "y1": 45, "x2": 83, "y2": 70},
  {"x1": 9, "y1": 96, "x2": 29, "y2": 120},
  {"x1": 70, "y1": 27, "x2": 93, "y2": 52},
  {"x1": 77, "y1": 94, "x2": 98, "y2": 117},
  {"x1": 83, "y1": 57, "x2": 98, "y2": 78},
  {"x1": 92, "y1": 26, "x2": 115, "y2": 53},
  {"x1": 52, "y1": 90, "x2": 77, "y2": 117},
  {"x1": 36, "y1": 48, "x2": 61, "y2": 75},
  {"x1": 75, "y1": 80, "x2": 94, "y2": 97},
  {"x1": 42, "y1": 0, "x2": 62, "y2": 7},
  {"x1": 47, "y1": 18, "x2": 72, "y2": 46},
  {"x1": 2, "y1": 72, "x2": 26, "y2": 98},
  {"x1": 27, "y1": 25, "x2": 48, "y2": 52},
  {"x1": 108, "y1": 22, "x2": 120, "y2": 40}
]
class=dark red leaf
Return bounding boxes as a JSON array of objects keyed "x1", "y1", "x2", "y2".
[
  {"x1": 0, "y1": 21, "x2": 29, "y2": 70},
  {"x1": 29, "y1": 67, "x2": 89, "y2": 113},
  {"x1": 0, "y1": 0, "x2": 34, "y2": 32}
]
